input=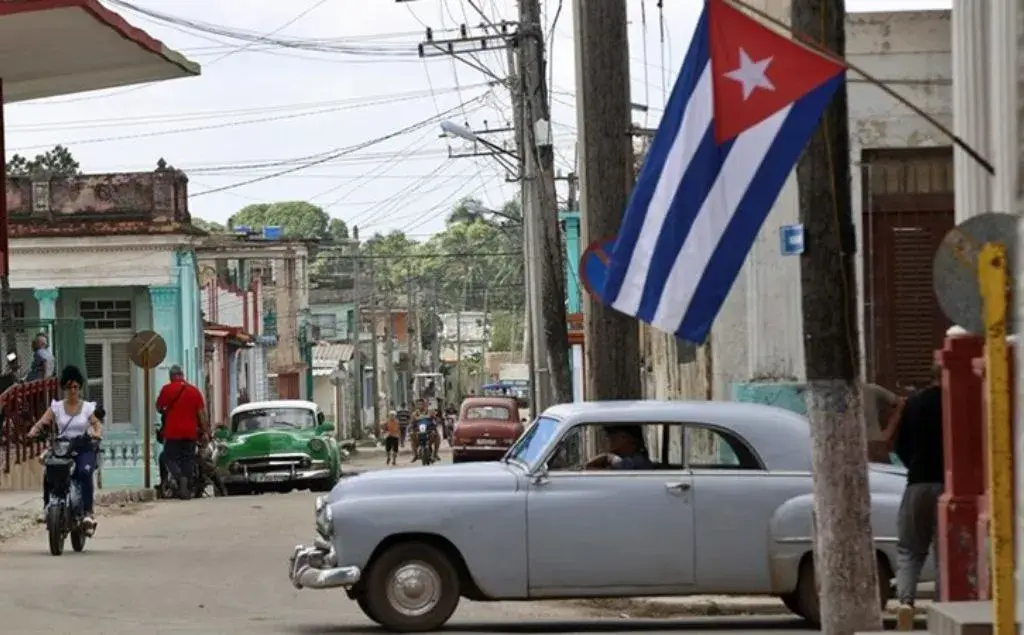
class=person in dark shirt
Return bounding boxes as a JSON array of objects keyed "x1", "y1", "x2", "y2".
[
  {"x1": 585, "y1": 425, "x2": 655, "y2": 470},
  {"x1": 891, "y1": 366, "x2": 944, "y2": 626}
]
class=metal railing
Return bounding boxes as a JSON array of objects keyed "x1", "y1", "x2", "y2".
[{"x1": 0, "y1": 378, "x2": 59, "y2": 482}]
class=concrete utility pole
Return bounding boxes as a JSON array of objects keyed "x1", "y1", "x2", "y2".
[
  {"x1": 368, "y1": 263, "x2": 381, "y2": 428},
  {"x1": 507, "y1": 44, "x2": 540, "y2": 411},
  {"x1": 383, "y1": 279, "x2": 395, "y2": 411},
  {"x1": 431, "y1": 278, "x2": 441, "y2": 374},
  {"x1": 350, "y1": 228, "x2": 363, "y2": 437},
  {"x1": 518, "y1": 0, "x2": 572, "y2": 409},
  {"x1": 791, "y1": 2, "x2": 881, "y2": 634},
  {"x1": 571, "y1": 0, "x2": 641, "y2": 400},
  {"x1": 406, "y1": 272, "x2": 417, "y2": 404}
]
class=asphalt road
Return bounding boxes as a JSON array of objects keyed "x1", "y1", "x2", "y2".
[{"x1": 0, "y1": 450, "x2": 828, "y2": 634}]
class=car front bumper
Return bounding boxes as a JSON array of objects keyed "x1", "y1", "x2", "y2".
[
  {"x1": 288, "y1": 537, "x2": 361, "y2": 590},
  {"x1": 221, "y1": 468, "x2": 332, "y2": 485}
]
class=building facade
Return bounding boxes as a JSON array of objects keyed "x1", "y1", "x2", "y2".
[{"x1": 8, "y1": 163, "x2": 205, "y2": 488}]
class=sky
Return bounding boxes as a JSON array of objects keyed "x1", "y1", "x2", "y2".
[{"x1": 4, "y1": 0, "x2": 950, "y2": 240}]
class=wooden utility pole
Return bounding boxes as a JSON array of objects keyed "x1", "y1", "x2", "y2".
[
  {"x1": 519, "y1": 0, "x2": 572, "y2": 408},
  {"x1": 406, "y1": 272, "x2": 418, "y2": 405},
  {"x1": 351, "y1": 228, "x2": 363, "y2": 438},
  {"x1": 431, "y1": 278, "x2": 441, "y2": 374},
  {"x1": 792, "y1": 2, "x2": 881, "y2": 634},
  {"x1": 368, "y1": 263, "x2": 381, "y2": 427},
  {"x1": 571, "y1": 0, "x2": 641, "y2": 400}
]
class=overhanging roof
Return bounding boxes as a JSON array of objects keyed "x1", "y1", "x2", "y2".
[{"x1": 0, "y1": 0, "x2": 200, "y2": 103}]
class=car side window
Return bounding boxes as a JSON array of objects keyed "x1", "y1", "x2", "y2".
[
  {"x1": 546, "y1": 423, "x2": 667, "y2": 472},
  {"x1": 686, "y1": 425, "x2": 762, "y2": 470}
]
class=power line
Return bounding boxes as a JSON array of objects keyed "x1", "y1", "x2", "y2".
[{"x1": 188, "y1": 91, "x2": 492, "y2": 197}]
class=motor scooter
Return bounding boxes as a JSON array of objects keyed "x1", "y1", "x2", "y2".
[
  {"x1": 42, "y1": 408, "x2": 104, "y2": 556},
  {"x1": 415, "y1": 418, "x2": 436, "y2": 466}
]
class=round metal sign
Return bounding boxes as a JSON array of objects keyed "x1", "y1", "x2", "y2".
[
  {"x1": 933, "y1": 212, "x2": 1019, "y2": 335},
  {"x1": 128, "y1": 330, "x2": 167, "y2": 369},
  {"x1": 579, "y1": 235, "x2": 617, "y2": 303}
]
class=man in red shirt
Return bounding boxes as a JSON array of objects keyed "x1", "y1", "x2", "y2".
[{"x1": 156, "y1": 365, "x2": 209, "y2": 500}]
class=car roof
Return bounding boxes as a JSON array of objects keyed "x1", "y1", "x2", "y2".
[
  {"x1": 540, "y1": 400, "x2": 812, "y2": 471},
  {"x1": 229, "y1": 400, "x2": 319, "y2": 417},
  {"x1": 462, "y1": 396, "x2": 517, "y2": 407}
]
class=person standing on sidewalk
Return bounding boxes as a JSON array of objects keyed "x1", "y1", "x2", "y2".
[
  {"x1": 891, "y1": 366, "x2": 944, "y2": 630},
  {"x1": 156, "y1": 365, "x2": 209, "y2": 500},
  {"x1": 381, "y1": 410, "x2": 400, "y2": 466}
]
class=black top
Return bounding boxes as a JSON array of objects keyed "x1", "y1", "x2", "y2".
[{"x1": 894, "y1": 385, "x2": 945, "y2": 485}]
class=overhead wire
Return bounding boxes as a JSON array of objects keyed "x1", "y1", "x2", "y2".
[
  {"x1": 30, "y1": 0, "x2": 331, "y2": 105},
  {"x1": 188, "y1": 91, "x2": 492, "y2": 198}
]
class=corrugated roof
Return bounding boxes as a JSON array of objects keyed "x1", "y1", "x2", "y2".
[{"x1": 312, "y1": 343, "x2": 354, "y2": 368}]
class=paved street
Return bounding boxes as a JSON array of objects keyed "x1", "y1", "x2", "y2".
[{"x1": 0, "y1": 449, "x2": 840, "y2": 634}]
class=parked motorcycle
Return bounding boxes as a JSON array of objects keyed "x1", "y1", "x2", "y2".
[
  {"x1": 156, "y1": 440, "x2": 227, "y2": 500},
  {"x1": 43, "y1": 433, "x2": 100, "y2": 556}
]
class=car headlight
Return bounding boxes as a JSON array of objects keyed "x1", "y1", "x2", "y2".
[
  {"x1": 308, "y1": 438, "x2": 327, "y2": 454},
  {"x1": 316, "y1": 499, "x2": 334, "y2": 538},
  {"x1": 315, "y1": 495, "x2": 326, "y2": 514}
]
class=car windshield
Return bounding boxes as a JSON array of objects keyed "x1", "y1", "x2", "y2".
[
  {"x1": 465, "y1": 406, "x2": 510, "y2": 420},
  {"x1": 505, "y1": 416, "x2": 559, "y2": 468},
  {"x1": 232, "y1": 408, "x2": 315, "y2": 433}
]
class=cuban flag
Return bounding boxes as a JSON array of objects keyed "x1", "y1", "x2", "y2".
[{"x1": 594, "y1": 0, "x2": 846, "y2": 342}]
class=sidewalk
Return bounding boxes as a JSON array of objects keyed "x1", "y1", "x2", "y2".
[
  {"x1": 588, "y1": 584, "x2": 935, "y2": 618},
  {"x1": 0, "y1": 487, "x2": 155, "y2": 542}
]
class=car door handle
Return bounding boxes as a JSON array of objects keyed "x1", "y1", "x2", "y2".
[{"x1": 665, "y1": 481, "x2": 691, "y2": 493}]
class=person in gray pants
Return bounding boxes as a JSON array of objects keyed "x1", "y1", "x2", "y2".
[{"x1": 891, "y1": 368, "x2": 944, "y2": 629}]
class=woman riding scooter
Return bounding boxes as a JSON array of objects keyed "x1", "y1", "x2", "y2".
[{"x1": 27, "y1": 365, "x2": 103, "y2": 533}]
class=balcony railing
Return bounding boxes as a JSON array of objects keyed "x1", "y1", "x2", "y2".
[{"x1": 0, "y1": 378, "x2": 60, "y2": 483}]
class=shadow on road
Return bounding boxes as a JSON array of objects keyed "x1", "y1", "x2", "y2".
[{"x1": 287, "y1": 616, "x2": 815, "y2": 634}]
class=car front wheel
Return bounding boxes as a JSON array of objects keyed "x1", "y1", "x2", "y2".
[{"x1": 364, "y1": 542, "x2": 461, "y2": 632}]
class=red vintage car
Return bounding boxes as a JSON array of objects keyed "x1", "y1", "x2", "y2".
[{"x1": 451, "y1": 396, "x2": 525, "y2": 463}]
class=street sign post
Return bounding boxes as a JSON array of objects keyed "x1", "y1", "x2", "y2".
[
  {"x1": 933, "y1": 212, "x2": 1018, "y2": 634},
  {"x1": 127, "y1": 330, "x2": 166, "y2": 490}
]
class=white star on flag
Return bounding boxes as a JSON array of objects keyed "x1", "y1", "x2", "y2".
[{"x1": 724, "y1": 48, "x2": 775, "y2": 100}]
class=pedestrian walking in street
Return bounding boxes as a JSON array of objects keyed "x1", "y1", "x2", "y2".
[
  {"x1": 891, "y1": 366, "x2": 944, "y2": 630},
  {"x1": 381, "y1": 410, "x2": 400, "y2": 465}
]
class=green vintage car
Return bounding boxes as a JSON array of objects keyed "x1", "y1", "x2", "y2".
[{"x1": 214, "y1": 400, "x2": 342, "y2": 495}]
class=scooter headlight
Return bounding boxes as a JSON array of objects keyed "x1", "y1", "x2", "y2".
[{"x1": 51, "y1": 440, "x2": 71, "y2": 457}]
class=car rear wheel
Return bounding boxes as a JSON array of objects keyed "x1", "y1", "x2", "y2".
[
  {"x1": 364, "y1": 542, "x2": 461, "y2": 632},
  {"x1": 793, "y1": 552, "x2": 893, "y2": 626}
]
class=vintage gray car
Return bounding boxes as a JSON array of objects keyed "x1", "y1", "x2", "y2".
[{"x1": 287, "y1": 400, "x2": 931, "y2": 632}]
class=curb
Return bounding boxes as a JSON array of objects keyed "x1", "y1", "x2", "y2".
[
  {"x1": 0, "y1": 487, "x2": 154, "y2": 543},
  {"x1": 575, "y1": 597, "x2": 789, "y2": 619}
]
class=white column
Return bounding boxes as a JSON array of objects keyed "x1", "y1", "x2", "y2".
[
  {"x1": 990, "y1": 0, "x2": 1019, "y2": 214},
  {"x1": 952, "y1": 1, "x2": 992, "y2": 222}
]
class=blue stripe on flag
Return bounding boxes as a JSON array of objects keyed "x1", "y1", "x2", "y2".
[
  {"x1": 635, "y1": 129, "x2": 735, "y2": 323},
  {"x1": 600, "y1": 7, "x2": 710, "y2": 304},
  {"x1": 675, "y1": 74, "x2": 846, "y2": 342}
]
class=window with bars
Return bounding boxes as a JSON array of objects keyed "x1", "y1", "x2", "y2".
[
  {"x1": 85, "y1": 340, "x2": 132, "y2": 427},
  {"x1": 80, "y1": 299, "x2": 132, "y2": 330},
  {"x1": 310, "y1": 313, "x2": 338, "y2": 339}
]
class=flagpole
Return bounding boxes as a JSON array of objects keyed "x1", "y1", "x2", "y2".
[{"x1": 724, "y1": 0, "x2": 995, "y2": 175}]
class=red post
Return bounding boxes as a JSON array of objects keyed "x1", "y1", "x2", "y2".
[
  {"x1": 936, "y1": 334, "x2": 986, "y2": 601},
  {"x1": 971, "y1": 345, "x2": 1017, "y2": 600}
]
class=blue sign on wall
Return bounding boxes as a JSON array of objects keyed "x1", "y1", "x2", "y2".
[{"x1": 779, "y1": 224, "x2": 805, "y2": 256}]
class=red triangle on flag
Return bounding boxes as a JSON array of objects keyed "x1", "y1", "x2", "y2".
[{"x1": 707, "y1": 0, "x2": 845, "y2": 143}]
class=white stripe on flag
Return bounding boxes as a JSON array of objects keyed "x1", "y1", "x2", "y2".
[
  {"x1": 612, "y1": 64, "x2": 714, "y2": 316},
  {"x1": 651, "y1": 104, "x2": 794, "y2": 334}
]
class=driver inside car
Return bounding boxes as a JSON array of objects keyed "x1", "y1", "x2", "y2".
[{"x1": 585, "y1": 425, "x2": 654, "y2": 471}]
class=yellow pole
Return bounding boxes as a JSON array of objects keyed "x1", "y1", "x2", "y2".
[{"x1": 978, "y1": 242, "x2": 1015, "y2": 635}]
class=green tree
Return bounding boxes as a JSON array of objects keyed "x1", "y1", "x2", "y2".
[
  {"x1": 228, "y1": 201, "x2": 330, "y2": 239},
  {"x1": 7, "y1": 144, "x2": 81, "y2": 177},
  {"x1": 192, "y1": 217, "x2": 226, "y2": 233}
]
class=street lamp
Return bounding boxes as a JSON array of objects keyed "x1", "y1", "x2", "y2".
[{"x1": 440, "y1": 120, "x2": 520, "y2": 174}]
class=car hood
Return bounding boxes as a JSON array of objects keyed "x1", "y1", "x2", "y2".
[
  {"x1": 328, "y1": 460, "x2": 520, "y2": 501},
  {"x1": 224, "y1": 430, "x2": 312, "y2": 456}
]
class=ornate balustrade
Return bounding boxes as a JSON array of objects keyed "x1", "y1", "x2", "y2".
[{"x1": 0, "y1": 378, "x2": 59, "y2": 487}]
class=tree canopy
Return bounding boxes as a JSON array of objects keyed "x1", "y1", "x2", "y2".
[{"x1": 7, "y1": 144, "x2": 81, "y2": 177}]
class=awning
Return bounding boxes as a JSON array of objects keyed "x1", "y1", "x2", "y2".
[{"x1": 0, "y1": 0, "x2": 200, "y2": 103}]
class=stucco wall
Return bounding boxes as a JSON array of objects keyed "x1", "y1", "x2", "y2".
[{"x1": 710, "y1": 7, "x2": 951, "y2": 401}]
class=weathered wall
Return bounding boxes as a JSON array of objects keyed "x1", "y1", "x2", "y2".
[{"x1": 6, "y1": 160, "x2": 192, "y2": 237}]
